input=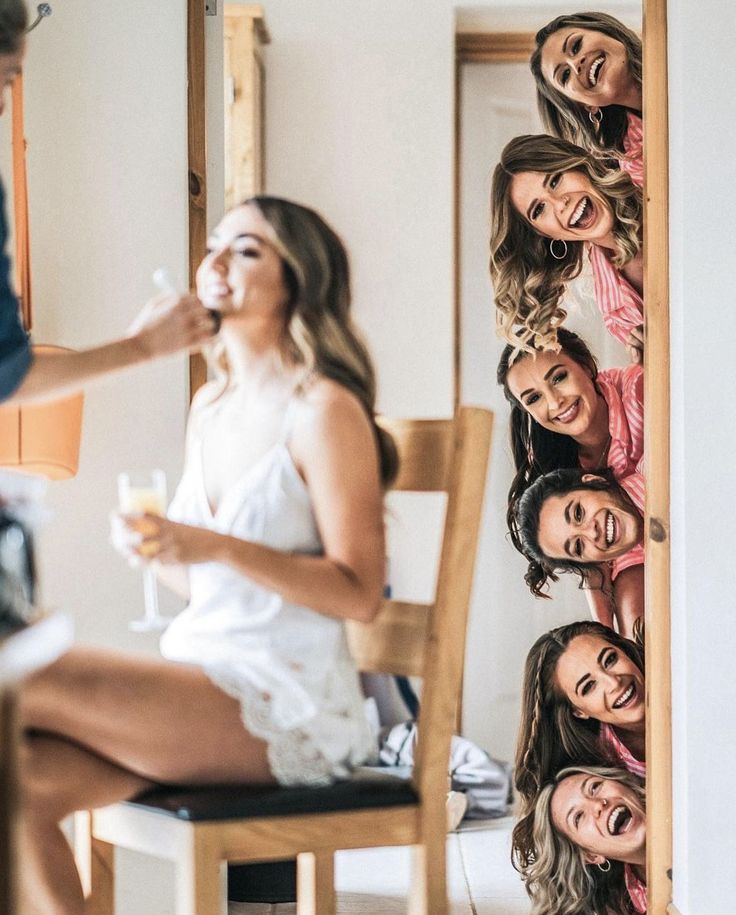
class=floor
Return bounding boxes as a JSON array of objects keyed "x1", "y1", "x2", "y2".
[{"x1": 228, "y1": 817, "x2": 530, "y2": 915}]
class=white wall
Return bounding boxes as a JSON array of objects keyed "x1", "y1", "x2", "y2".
[
  {"x1": 259, "y1": 0, "x2": 458, "y2": 419},
  {"x1": 668, "y1": 1, "x2": 736, "y2": 912},
  {"x1": 3, "y1": 1, "x2": 192, "y2": 650}
]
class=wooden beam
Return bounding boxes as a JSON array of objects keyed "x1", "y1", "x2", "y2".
[
  {"x1": 187, "y1": 0, "x2": 208, "y2": 398},
  {"x1": 643, "y1": 0, "x2": 673, "y2": 911},
  {"x1": 456, "y1": 32, "x2": 535, "y2": 64}
]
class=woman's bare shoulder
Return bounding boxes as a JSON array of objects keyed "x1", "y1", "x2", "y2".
[{"x1": 292, "y1": 376, "x2": 374, "y2": 457}]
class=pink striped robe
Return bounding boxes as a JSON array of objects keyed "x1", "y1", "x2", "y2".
[
  {"x1": 589, "y1": 244, "x2": 644, "y2": 349},
  {"x1": 620, "y1": 112, "x2": 644, "y2": 189},
  {"x1": 624, "y1": 864, "x2": 648, "y2": 913},
  {"x1": 580, "y1": 365, "x2": 644, "y2": 481},
  {"x1": 599, "y1": 723, "x2": 646, "y2": 779},
  {"x1": 578, "y1": 364, "x2": 645, "y2": 579}
]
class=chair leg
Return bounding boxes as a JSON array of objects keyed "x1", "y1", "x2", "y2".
[
  {"x1": 175, "y1": 831, "x2": 226, "y2": 915},
  {"x1": 408, "y1": 836, "x2": 448, "y2": 915},
  {"x1": 296, "y1": 850, "x2": 335, "y2": 915},
  {"x1": 73, "y1": 811, "x2": 114, "y2": 915}
]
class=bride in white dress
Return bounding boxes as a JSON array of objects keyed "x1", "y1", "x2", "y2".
[{"x1": 15, "y1": 197, "x2": 397, "y2": 915}]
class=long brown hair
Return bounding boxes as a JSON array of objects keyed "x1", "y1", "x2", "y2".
[
  {"x1": 497, "y1": 328, "x2": 599, "y2": 557},
  {"x1": 530, "y1": 12, "x2": 642, "y2": 157},
  {"x1": 203, "y1": 197, "x2": 398, "y2": 487},
  {"x1": 490, "y1": 134, "x2": 642, "y2": 351},
  {"x1": 511, "y1": 622, "x2": 644, "y2": 886}
]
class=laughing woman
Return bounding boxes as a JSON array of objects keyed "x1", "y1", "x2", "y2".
[
  {"x1": 15, "y1": 197, "x2": 397, "y2": 915},
  {"x1": 513, "y1": 466, "x2": 646, "y2": 639},
  {"x1": 518, "y1": 766, "x2": 648, "y2": 914},
  {"x1": 512, "y1": 622, "x2": 645, "y2": 904},
  {"x1": 531, "y1": 11, "x2": 643, "y2": 186},
  {"x1": 490, "y1": 133, "x2": 643, "y2": 361},
  {"x1": 498, "y1": 327, "x2": 644, "y2": 630},
  {"x1": 515, "y1": 621, "x2": 645, "y2": 809}
]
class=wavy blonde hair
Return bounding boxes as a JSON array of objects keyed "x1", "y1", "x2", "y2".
[
  {"x1": 531, "y1": 12, "x2": 642, "y2": 158},
  {"x1": 202, "y1": 196, "x2": 398, "y2": 487},
  {"x1": 489, "y1": 134, "x2": 642, "y2": 352},
  {"x1": 518, "y1": 765, "x2": 645, "y2": 915}
]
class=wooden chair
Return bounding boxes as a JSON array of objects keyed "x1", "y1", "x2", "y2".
[{"x1": 75, "y1": 406, "x2": 493, "y2": 915}]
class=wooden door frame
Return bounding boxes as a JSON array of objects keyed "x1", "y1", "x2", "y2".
[
  {"x1": 187, "y1": 0, "x2": 208, "y2": 396},
  {"x1": 455, "y1": 8, "x2": 672, "y2": 911},
  {"x1": 187, "y1": 6, "x2": 673, "y2": 908}
]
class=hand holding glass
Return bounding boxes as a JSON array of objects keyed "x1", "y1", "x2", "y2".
[{"x1": 117, "y1": 470, "x2": 173, "y2": 631}]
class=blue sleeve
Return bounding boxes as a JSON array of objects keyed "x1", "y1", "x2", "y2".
[{"x1": 0, "y1": 178, "x2": 32, "y2": 401}]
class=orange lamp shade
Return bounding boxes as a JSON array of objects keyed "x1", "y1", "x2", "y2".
[{"x1": 0, "y1": 345, "x2": 84, "y2": 480}]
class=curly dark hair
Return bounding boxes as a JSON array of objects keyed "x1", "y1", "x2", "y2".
[{"x1": 513, "y1": 466, "x2": 638, "y2": 597}]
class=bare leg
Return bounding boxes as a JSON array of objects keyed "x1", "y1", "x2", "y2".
[
  {"x1": 18, "y1": 645, "x2": 274, "y2": 784},
  {"x1": 20, "y1": 732, "x2": 153, "y2": 915}
]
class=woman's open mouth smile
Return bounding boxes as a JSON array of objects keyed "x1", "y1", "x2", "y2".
[
  {"x1": 607, "y1": 804, "x2": 633, "y2": 836},
  {"x1": 604, "y1": 510, "x2": 618, "y2": 548},
  {"x1": 568, "y1": 196, "x2": 596, "y2": 231},
  {"x1": 612, "y1": 682, "x2": 637, "y2": 710},
  {"x1": 588, "y1": 55, "x2": 605, "y2": 87},
  {"x1": 554, "y1": 399, "x2": 581, "y2": 424}
]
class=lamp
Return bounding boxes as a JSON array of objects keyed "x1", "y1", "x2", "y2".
[{"x1": 0, "y1": 71, "x2": 83, "y2": 481}]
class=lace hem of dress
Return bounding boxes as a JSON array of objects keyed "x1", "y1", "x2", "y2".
[{"x1": 202, "y1": 663, "x2": 337, "y2": 787}]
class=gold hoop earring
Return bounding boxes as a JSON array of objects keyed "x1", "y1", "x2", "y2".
[
  {"x1": 588, "y1": 108, "x2": 603, "y2": 131},
  {"x1": 549, "y1": 238, "x2": 568, "y2": 260}
]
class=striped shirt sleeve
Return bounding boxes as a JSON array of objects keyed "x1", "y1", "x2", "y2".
[
  {"x1": 619, "y1": 112, "x2": 644, "y2": 189},
  {"x1": 589, "y1": 245, "x2": 644, "y2": 348}
]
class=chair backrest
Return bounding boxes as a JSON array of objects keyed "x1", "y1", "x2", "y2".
[{"x1": 346, "y1": 407, "x2": 493, "y2": 806}]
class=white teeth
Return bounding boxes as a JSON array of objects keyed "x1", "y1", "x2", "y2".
[
  {"x1": 569, "y1": 197, "x2": 589, "y2": 228},
  {"x1": 606, "y1": 512, "x2": 614, "y2": 546},
  {"x1": 588, "y1": 55, "x2": 604, "y2": 87},
  {"x1": 614, "y1": 684, "x2": 634, "y2": 709},
  {"x1": 608, "y1": 805, "x2": 629, "y2": 836},
  {"x1": 556, "y1": 400, "x2": 578, "y2": 422}
]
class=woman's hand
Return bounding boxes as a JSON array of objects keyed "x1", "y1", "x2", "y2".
[
  {"x1": 112, "y1": 513, "x2": 221, "y2": 566},
  {"x1": 625, "y1": 324, "x2": 644, "y2": 365},
  {"x1": 127, "y1": 292, "x2": 219, "y2": 358}
]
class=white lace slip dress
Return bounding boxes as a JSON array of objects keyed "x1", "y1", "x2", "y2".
[{"x1": 159, "y1": 399, "x2": 377, "y2": 786}]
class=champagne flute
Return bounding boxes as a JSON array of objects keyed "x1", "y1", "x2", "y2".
[{"x1": 117, "y1": 470, "x2": 173, "y2": 631}]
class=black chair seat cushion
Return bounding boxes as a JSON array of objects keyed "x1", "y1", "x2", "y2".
[
  {"x1": 128, "y1": 772, "x2": 419, "y2": 822},
  {"x1": 127, "y1": 774, "x2": 419, "y2": 905}
]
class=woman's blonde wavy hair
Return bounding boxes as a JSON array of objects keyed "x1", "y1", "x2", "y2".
[
  {"x1": 202, "y1": 196, "x2": 398, "y2": 487},
  {"x1": 530, "y1": 12, "x2": 642, "y2": 158},
  {"x1": 489, "y1": 134, "x2": 642, "y2": 352},
  {"x1": 517, "y1": 765, "x2": 645, "y2": 915}
]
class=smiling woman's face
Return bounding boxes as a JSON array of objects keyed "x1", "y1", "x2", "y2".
[
  {"x1": 510, "y1": 169, "x2": 614, "y2": 248},
  {"x1": 506, "y1": 350, "x2": 600, "y2": 440},
  {"x1": 551, "y1": 772, "x2": 646, "y2": 866},
  {"x1": 537, "y1": 479, "x2": 643, "y2": 563},
  {"x1": 554, "y1": 634, "x2": 645, "y2": 732},
  {"x1": 196, "y1": 204, "x2": 289, "y2": 323},
  {"x1": 540, "y1": 27, "x2": 639, "y2": 110}
]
